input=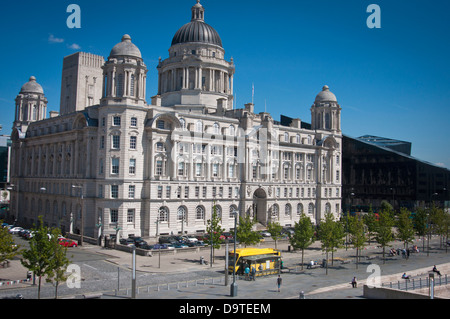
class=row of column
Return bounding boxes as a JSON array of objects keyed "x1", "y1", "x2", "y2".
[
  {"x1": 159, "y1": 67, "x2": 233, "y2": 95},
  {"x1": 103, "y1": 67, "x2": 146, "y2": 100}
]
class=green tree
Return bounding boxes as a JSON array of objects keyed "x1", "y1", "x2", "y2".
[
  {"x1": 363, "y1": 206, "x2": 378, "y2": 244},
  {"x1": 289, "y1": 214, "x2": 315, "y2": 270},
  {"x1": 318, "y1": 212, "x2": 344, "y2": 274},
  {"x1": 235, "y1": 214, "x2": 260, "y2": 247},
  {"x1": 206, "y1": 203, "x2": 225, "y2": 264},
  {"x1": 21, "y1": 216, "x2": 56, "y2": 299},
  {"x1": 0, "y1": 220, "x2": 20, "y2": 264},
  {"x1": 413, "y1": 207, "x2": 428, "y2": 252},
  {"x1": 431, "y1": 207, "x2": 448, "y2": 249},
  {"x1": 348, "y1": 215, "x2": 366, "y2": 269},
  {"x1": 374, "y1": 209, "x2": 395, "y2": 264},
  {"x1": 396, "y1": 208, "x2": 415, "y2": 251},
  {"x1": 267, "y1": 221, "x2": 283, "y2": 249}
]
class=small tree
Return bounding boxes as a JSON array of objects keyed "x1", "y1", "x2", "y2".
[
  {"x1": 206, "y1": 203, "x2": 225, "y2": 264},
  {"x1": 318, "y1": 212, "x2": 344, "y2": 274},
  {"x1": 363, "y1": 206, "x2": 378, "y2": 244},
  {"x1": 414, "y1": 207, "x2": 428, "y2": 252},
  {"x1": 289, "y1": 214, "x2": 315, "y2": 269},
  {"x1": 235, "y1": 214, "x2": 260, "y2": 247},
  {"x1": 374, "y1": 209, "x2": 395, "y2": 264},
  {"x1": 267, "y1": 221, "x2": 283, "y2": 249},
  {"x1": 0, "y1": 220, "x2": 20, "y2": 264},
  {"x1": 21, "y1": 216, "x2": 55, "y2": 299},
  {"x1": 348, "y1": 215, "x2": 366, "y2": 268},
  {"x1": 46, "y1": 227, "x2": 71, "y2": 299},
  {"x1": 396, "y1": 208, "x2": 415, "y2": 251}
]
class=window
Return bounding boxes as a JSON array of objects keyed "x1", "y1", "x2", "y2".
[
  {"x1": 297, "y1": 203, "x2": 303, "y2": 215},
  {"x1": 184, "y1": 186, "x2": 189, "y2": 198},
  {"x1": 130, "y1": 136, "x2": 137, "y2": 150},
  {"x1": 229, "y1": 125, "x2": 235, "y2": 136},
  {"x1": 202, "y1": 186, "x2": 207, "y2": 198},
  {"x1": 157, "y1": 186, "x2": 163, "y2": 199},
  {"x1": 285, "y1": 204, "x2": 291, "y2": 216},
  {"x1": 158, "y1": 207, "x2": 169, "y2": 222},
  {"x1": 196, "y1": 206, "x2": 205, "y2": 220},
  {"x1": 112, "y1": 135, "x2": 120, "y2": 149},
  {"x1": 156, "y1": 160, "x2": 163, "y2": 176},
  {"x1": 179, "y1": 118, "x2": 186, "y2": 129},
  {"x1": 130, "y1": 74, "x2": 135, "y2": 97},
  {"x1": 212, "y1": 163, "x2": 219, "y2": 177},
  {"x1": 271, "y1": 204, "x2": 279, "y2": 218},
  {"x1": 196, "y1": 121, "x2": 203, "y2": 133},
  {"x1": 177, "y1": 206, "x2": 186, "y2": 221},
  {"x1": 111, "y1": 158, "x2": 119, "y2": 174},
  {"x1": 178, "y1": 162, "x2": 185, "y2": 176},
  {"x1": 213, "y1": 123, "x2": 220, "y2": 134},
  {"x1": 284, "y1": 132, "x2": 289, "y2": 142},
  {"x1": 195, "y1": 186, "x2": 200, "y2": 197},
  {"x1": 127, "y1": 209, "x2": 135, "y2": 223},
  {"x1": 157, "y1": 120, "x2": 165, "y2": 130},
  {"x1": 229, "y1": 205, "x2": 238, "y2": 219},
  {"x1": 110, "y1": 209, "x2": 118, "y2": 223},
  {"x1": 128, "y1": 185, "x2": 135, "y2": 199},
  {"x1": 117, "y1": 74, "x2": 124, "y2": 97},
  {"x1": 166, "y1": 186, "x2": 171, "y2": 198},
  {"x1": 100, "y1": 136, "x2": 105, "y2": 149},
  {"x1": 113, "y1": 116, "x2": 121, "y2": 126},
  {"x1": 130, "y1": 117, "x2": 137, "y2": 127},
  {"x1": 129, "y1": 159, "x2": 136, "y2": 174},
  {"x1": 111, "y1": 185, "x2": 119, "y2": 198},
  {"x1": 195, "y1": 163, "x2": 202, "y2": 177},
  {"x1": 308, "y1": 203, "x2": 314, "y2": 215}
]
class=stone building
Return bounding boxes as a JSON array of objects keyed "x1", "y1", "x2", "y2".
[{"x1": 9, "y1": 1, "x2": 342, "y2": 240}]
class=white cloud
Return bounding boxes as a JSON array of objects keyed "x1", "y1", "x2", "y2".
[
  {"x1": 48, "y1": 34, "x2": 64, "y2": 44},
  {"x1": 68, "y1": 43, "x2": 81, "y2": 50}
]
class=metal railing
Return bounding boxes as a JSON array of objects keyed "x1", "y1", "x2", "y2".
[{"x1": 381, "y1": 274, "x2": 448, "y2": 291}]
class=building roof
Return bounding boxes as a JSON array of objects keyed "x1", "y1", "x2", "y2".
[
  {"x1": 314, "y1": 85, "x2": 337, "y2": 103},
  {"x1": 109, "y1": 34, "x2": 142, "y2": 59},
  {"x1": 171, "y1": 1, "x2": 223, "y2": 48},
  {"x1": 357, "y1": 135, "x2": 412, "y2": 156},
  {"x1": 20, "y1": 76, "x2": 44, "y2": 94}
]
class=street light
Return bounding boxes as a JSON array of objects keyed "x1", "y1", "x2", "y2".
[
  {"x1": 72, "y1": 185, "x2": 84, "y2": 246},
  {"x1": 230, "y1": 210, "x2": 238, "y2": 297}
]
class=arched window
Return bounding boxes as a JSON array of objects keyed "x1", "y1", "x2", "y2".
[
  {"x1": 308, "y1": 203, "x2": 314, "y2": 215},
  {"x1": 196, "y1": 121, "x2": 203, "y2": 133},
  {"x1": 285, "y1": 204, "x2": 291, "y2": 217},
  {"x1": 213, "y1": 122, "x2": 220, "y2": 134},
  {"x1": 229, "y1": 125, "x2": 235, "y2": 136},
  {"x1": 325, "y1": 203, "x2": 331, "y2": 214},
  {"x1": 212, "y1": 205, "x2": 222, "y2": 220},
  {"x1": 117, "y1": 74, "x2": 124, "y2": 97},
  {"x1": 158, "y1": 206, "x2": 169, "y2": 222},
  {"x1": 271, "y1": 204, "x2": 279, "y2": 218},
  {"x1": 229, "y1": 205, "x2": 238, "y2": 219},
  {"x1": 177, "y1": 206, "x2": 186, "y2": 221},
  {"x1": 179, "y1": 118, "x2": 186, "y2": 130},
  {"x1": 196, "y1": 206, "x2": 205, "y2": 220},
  {"x1": 130, "y1": 74, "x2": 135, "y2": 97},
  {"x1": 297, "y1": 203, "x2": 303, "y2": 215}
]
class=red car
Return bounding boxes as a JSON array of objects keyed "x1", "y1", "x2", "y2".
[{"x1": 58, "y1": 238, "x2": 78, "y2": 247}]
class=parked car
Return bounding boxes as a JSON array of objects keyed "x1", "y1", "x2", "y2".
[
  {"x1": 152, "y1": 243, "x2": 169, "y2": 250},
  {"x1": 9, "y1": 227, "x2": 24, "y2": 235},
  {"x1": 259, "y1": 230, "x2": 271, "y2": 237},
  {"x1": 182, "y1": 235, "x2": 198, "y2": 243},
  {"x1": 119, "y1": 238, "x2": 135, "y2": 246},
  {"x1": 58, "y1": 238, "x2": 78, "y2": 247},
  {"x1": 159, "y1": 235, "x2": 177, "y2": 245},
  {"x1": 128, "y1": 236, "x2": 148, "y2": 247},
  {"x1": 222, "y1": 232, "x2": 234, "y2": 240}
]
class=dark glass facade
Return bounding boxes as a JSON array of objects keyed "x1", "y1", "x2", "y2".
[{"x1": 342, "y1": 135, "x2": 450, "y2": 213}]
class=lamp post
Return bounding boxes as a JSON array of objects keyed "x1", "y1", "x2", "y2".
[
  {"x1": 230, "y1": 210, "x2": 238, "y2": 297},
  {"x1": 72, "y1": 185, "x2": 84, "y2": 246}
]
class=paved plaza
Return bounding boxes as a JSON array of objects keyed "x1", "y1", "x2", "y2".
[{"x1": 1, "y1": 236, "x2": 449, "y2": 300}]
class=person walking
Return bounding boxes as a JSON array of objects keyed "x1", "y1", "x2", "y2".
[
  {"x1": 251, "y1": 266, "x2": 256, "y2": 281},
  {"x1": 277, "y1": 275, "x2": 282, "y2": 292}
]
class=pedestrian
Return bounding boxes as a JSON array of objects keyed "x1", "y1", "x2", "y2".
[
  {"x1": 244, "y1": 265, "x2": 250, "y2": 280},
  {"x1": 351, "y1": 277, "x2": 357, "y2": 288},
  {"x1": 432, "y1": 265, "x2": 442, "y2": 276},
  {"x1": 251, "y1": 266, "x2": 256, "y2": 281},
  {"x1": 277, "y1": 275, "x2": 282, "y2": 292}
]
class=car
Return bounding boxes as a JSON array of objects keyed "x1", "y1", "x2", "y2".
[
  {"x1": 119, "y1": 238, "x2": 135, "y2": 246},
  {"x1": 152, "y1": 243, "x2": 169, "y2": 250},
  {"x1": 182, "y1": 235, "x2": 198, "y2": 243},
  {"x1": 8, "y1": 227, "x2": 24, "y2": 235},
  {"x1": 159, "y1": 235, "x2": 177, "y2": 245},
  {"x1": 222, "y1": 232, "x2": 234, "y2": 240},
  {"x1": 58, "y1": 238, "x2": 78, "y2": 247},
  {"x1": 259, "y1": 230, "x2": 271, "y2": 237}
]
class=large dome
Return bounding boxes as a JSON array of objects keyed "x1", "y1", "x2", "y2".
[
  {"x1": 171, "y1": 1, "x2": 223, "y2": 48},
  {"x1": 315, "y1": 85, "x2": 337, "y2": 103},
  {"x1": 109, "y1": 34, "x2": 142, "y2": 59},
  {"x1": 20, "y1": 76, "x2": 44, "y2": 94}
]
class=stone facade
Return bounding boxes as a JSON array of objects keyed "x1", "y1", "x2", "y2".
[{"x1": 9, "y1": 1, "x2": 342, "y2": 240}]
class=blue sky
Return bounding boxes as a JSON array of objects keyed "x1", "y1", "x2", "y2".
[{"x1": 0, "y1": 0, "x2": 449, "y2": 169}]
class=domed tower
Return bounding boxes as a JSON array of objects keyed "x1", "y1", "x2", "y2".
[
  {"x1": 102, "y1": 34, "x2": 148, "y2": 106},
  {"x1": 311, "y1": 85, "x2": 341, "y2": 132},
  {"x1": 14, "y1": 76, "x2": 48, "y2": 134},
  {"x1": 157, "y1": 0, "x2": 235, "y2": 112}
]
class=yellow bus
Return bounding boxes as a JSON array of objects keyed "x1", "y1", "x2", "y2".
[{"x1": 228, "y1": 248, "x2": 281, "y2": 276}]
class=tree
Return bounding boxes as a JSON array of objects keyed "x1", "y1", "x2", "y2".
[
  {"x1": 289, "y1": 214, "x2": 315, "y2": 270},
  {"x1": 374, "y1": 209, "x2": 395, "y2": 264},
  {"x1": 267, "y1": 221, "x2": 283, "y2": 249},
  {"x1": 46, "y1": 227, "x2": 71, "y2": 299},
  {"x1": 318, "y1": 212, "x2": 344, "y2": 274},
  {"x1": 348, "y1": 215, "x2": 366, "y2": 269},
  {"x1": 431, "y1": 207, "x2": 448, "y2": 249},
  {"x1": 21, "y1": 216, "x2": 57, "y2": 299},
  {"x1": 413, "y1": 207, "x2": 428, "y2": 252},
  {"x1": 396, "y1": 208, "x2": 415, "y2": 251},
  {"x1": 206, "y1": 203, "x2": 225, "y2": 264},
  {"x1": 363, "y1": 206, "x2": 378, "y2": 244},
  {"x1": 235, "y1": 214, "x2": 260, "y2": 247},
  {"x1": 0, "y1": 220, "x2": 20, "y2": 264}
]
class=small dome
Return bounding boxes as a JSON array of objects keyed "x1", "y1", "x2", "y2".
[
  {"x1": 20, "y1": 76, "x2": 44, "y2": 94},
  {"x1": 315, "y1": 85, "x2": 337, "y2": 103},
  {"x1": 109, "y1": 34, "x2": 142, "y2": 59}
]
